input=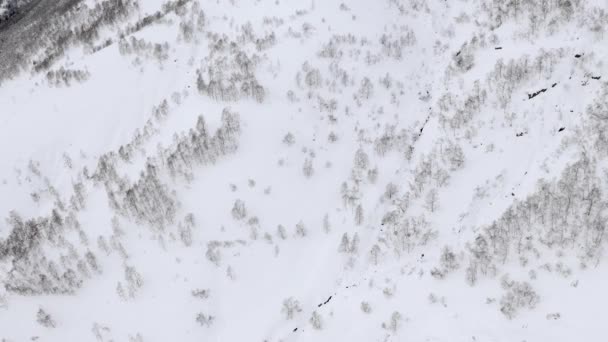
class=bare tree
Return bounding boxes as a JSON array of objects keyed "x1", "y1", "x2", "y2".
[
  {"x1": 37, "y1": 308, "x2": 56, "y2": 328},
  {"x1": 355, "y1": 204, "x2": 364, "y2": 225},
  {"x1": 309, "y1": 311, "x2": 323, "y2": 330},
  {"x1": 424, "y1": 189, "x2": 439, "y2": 212},
  {"x1": 281, "y1": 297, "x2": 302, "y2": 320},
  {"x1": 231, "y1": 199, "x2": 247, "y2": 220}
]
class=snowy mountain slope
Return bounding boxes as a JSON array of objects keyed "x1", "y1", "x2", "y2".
[{"x1": 1, "y1": 0, "x2": 608, "y2": 341}]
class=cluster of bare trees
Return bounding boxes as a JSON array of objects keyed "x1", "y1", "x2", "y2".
[
  {"x1": 438, "y1": 81, "x2": 486, "y2": 133},
  {"x1": 196, "y1": 52, "x2": 266, "y2": 103},
  {"x1": 123, "y1": 0, "x2": 195, "y2": 39},
  {"x1": 46, "y1": 67, "x2": 90, "y2": 87},
  {"x1": 118, "y1": 99, "x2": 169, "y2": 163},
  {"x1": 162, "y1": 108, "x2": 241, "y2": 180},
  {"x1": 430, "y1": 246, "x2": 460, "y2": 279},
  {"x1": 3, "y1": 0, "x2": 202, "y2": 83},
  {"x1": 0, "y1": 102, "x2": 241, "y2": 298},
  {"x1": 381, "y1": 213, "x2": 437, "y2": 256},
  {"x1": 89, "y1": 0, "x2": 197, "y2": 53},
  {"x1": 123, "y1": 163, "x2": 177, "y2": 230},
  {"x1": 92, "y1": 108, "x2": 240, "y2": 233},
  {"x1": 0, "y1": 210, "x2": 100, "y2": 295},
  {"x1": 205, "y1": 239, "x2": 246, "y2": 267},
  {"x1": 0, "y1": 99, "x2": 242, "y2": 298},
  {"x1": 374, "y1": 125, "x2": 411, "y2": 157},
  {"x1": 465, "y1": 156, "x2": 607, "y2": 285},
  {"x1": 33, "y1": 0, "x2": 140, "y2": 73},
  {"x1": 486, "y1": 49, "x2": 563, "y2": 108},
  {"x1": 118, "y1": 37, "x2": 170, "y2": 63},
  {"x1": 499, "y1": 275, "x2": 540, "y2": 319},
  {"x1": 379, "y1": 28, "x2": 417, "y2": 60},
  {"x1": 195, "y1": 24, "x2": 274, "y2": 103},
  {"x1": 482, "y1": 0, "x2": 578, "y2": 33},
  {"x1": 116, "y1": 265, "x2": 144, "y2": 300},
  {"x1": 583, "y1": 83, "x2": 608, "y2": 153},
  {"x1": 36, "y1": 308, "x2": 56, "y2": 328}
]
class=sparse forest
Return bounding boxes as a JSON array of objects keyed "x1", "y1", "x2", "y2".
[{"x1": 0, "y1": 0, "x2": 607, "y2": 341}]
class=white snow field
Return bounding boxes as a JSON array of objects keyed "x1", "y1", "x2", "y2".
[{"x1": 1, "y1": 0, "x2": 608, "y2": 341}]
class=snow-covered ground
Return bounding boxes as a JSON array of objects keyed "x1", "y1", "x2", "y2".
[{"x1": 1, "y1": 0, "x2": 608, "y2": 341}]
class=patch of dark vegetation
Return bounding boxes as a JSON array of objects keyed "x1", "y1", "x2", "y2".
[
  {"x1": 0, "y1": 0, "x2": 81, "y2": 84},
  {"x1": 32, "y1": 0, "x2": 140, "y2": 74},
  {"x1": 527, "y1": 87, "x2": 547, "y2": 100},
  {"x1": 0, "y1": 0, "x2": 194, "y2": 83},
  {"x1": 0, "y1": 211, "x2": 43, "y2": 261},
  {"x1": 0, "y1": 0, "x2": 39, "y2": 28}
]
